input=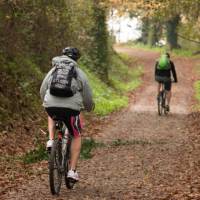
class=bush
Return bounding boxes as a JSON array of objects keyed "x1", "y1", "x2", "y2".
[{"x1": 79, "y1": 52, "x2": 143, "y2": 116}]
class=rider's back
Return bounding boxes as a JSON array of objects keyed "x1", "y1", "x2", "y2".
[{"x1": 40, "y1": 56, "x2": 93, "y2": 112}]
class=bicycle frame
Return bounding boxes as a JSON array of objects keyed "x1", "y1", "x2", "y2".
[
  {"x1": 56, "y1": 121, "x2": 72, "y2": 171},
  {"x1": 157, "y1": 83, "x2": 168, "y2": 115},
  {"x1": 49, "y1": 120, "x2": 74, "y2": 195}
]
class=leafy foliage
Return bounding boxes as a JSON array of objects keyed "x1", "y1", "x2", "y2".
[
  {"x1": 128, "y1": 42, "x2": 198, "y2": 58},
  {"x1": 22, "y1": 144, "x2": 48, "y2": 164},
  {"x1": 0, "y1": 0, "x2": 110, "y2": 128},
  {"x1": 0, "y1": 0, "x2": 199, "y2": 128},
  {"x1": 194, "y1": 65, "x2": 200, "y2": 111},
  {"x1": 108, "y1": 0, "x2": 200, "y2": 50},
  {"x1": 80, "y1": 138, "x2": 104, "y2": 159},
  {"x1": 80, "y1": 62, "x2": 128, "y2": 116},
  {"x1": 80, "y1": 53, "x2": 142, "y2": 116},
  {"x1": 195, "y1": 80, "x2": 200, "y2": 101}
]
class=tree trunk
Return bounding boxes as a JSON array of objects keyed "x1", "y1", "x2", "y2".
[
  {"x1": 166, "y1": 15, "x2": 180, "y2": 50},
  {"x1": 140, "y1": 18, "x2": 161, "y2": 47},
  {"x1": 148, "y1": 23, "x2": 158, "y2": 46},
  {"x1": 90, "y1": 1, "x2": 109, "y2": 82},
  {"x1": 141, "y1": 18, "x2": 149, "y2": 45},
  {"x1": 148, "y1": 19, "x2": 162, "y2": 47}
]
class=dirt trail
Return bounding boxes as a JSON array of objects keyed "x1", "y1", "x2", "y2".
[{"x1": 2, "y1": 47, "x2": 200, "y2": 200}]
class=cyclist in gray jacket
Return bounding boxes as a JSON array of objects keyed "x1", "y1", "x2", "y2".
[{"x1": 40, "y1": 47, "x2": 94, "y2": 181}]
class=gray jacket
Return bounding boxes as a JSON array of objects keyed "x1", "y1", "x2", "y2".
[{"x1": 40, "y1": 56, "x2": 94, "y2": 112}]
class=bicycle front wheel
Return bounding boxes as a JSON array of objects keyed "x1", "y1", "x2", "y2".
[
  {"x1": 49, "y1": 140, "x2": 62, "y2": 195},
  {"x1": 157, "y1": 94, "x2": 163, "y2": 115},
  {"x1": 163, "y1": 92, "x2": 168, "y2": 115}
]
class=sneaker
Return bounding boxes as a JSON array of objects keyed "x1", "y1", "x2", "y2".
[
  {"x1": 67, "y1": 169, "x2": 79, "y2": 181},
  {"x1": 165, "y1": 105, "x2": 170, "y2": 112},
  {"x1": 46, "y1": 139, "x2": 54, "y2": 149}
]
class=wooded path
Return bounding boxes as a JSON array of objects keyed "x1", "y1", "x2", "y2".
[{"x1": 3, "y1": 46, "x2": 200, "y2": 200}]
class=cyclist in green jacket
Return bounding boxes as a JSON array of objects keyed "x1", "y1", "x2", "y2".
[{"x1": 155, "y1": 53, "x2": 178, "y2": 111}]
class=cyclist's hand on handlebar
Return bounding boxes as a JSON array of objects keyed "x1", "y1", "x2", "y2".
[{"x1": 92, "y1": 102, "x2": 95, "y2": 111}]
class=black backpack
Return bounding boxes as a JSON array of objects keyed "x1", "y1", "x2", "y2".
[{"x1": 50, "y1": 59, "x2": 78, "y2": 97}]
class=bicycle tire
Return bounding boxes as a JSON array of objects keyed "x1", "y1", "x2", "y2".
[
  {"x1": 158, "y1": 93, "x2": 163, "y2": 116},
  {"x1": 49, "y1": 140, "x2": 62, "y2": 195},
  {"x1": 161, "y1": 91, "x2": 168, "y2": 115},
  {"x1": 64, "y1": 159, "x2": 75, "y2": 189},
  {"x1": 64, "y1": 141, "x2": 75, "y2": 189}
]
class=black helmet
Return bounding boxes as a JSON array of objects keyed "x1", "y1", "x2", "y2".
[
  {"x1": 62, "y1": 47, "x2": 81, "y2": 61},
  {"x1": 165, "y1": 52, "x2": 170, "y2": 58}
]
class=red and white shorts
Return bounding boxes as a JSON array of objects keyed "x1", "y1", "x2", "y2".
[{"x1": 45, "y1": 107, "x2": 82, "y2": 138}]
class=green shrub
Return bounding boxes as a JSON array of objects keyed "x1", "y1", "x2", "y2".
[
  {"x1": 128, "y1": 42, "x2": 199, "y2": 58},
  {"x1": 79, "y1": 53, "x2": 143, "y2": 116},
  {"x1": 80, "y1": 138, "x2": 104, "y2": 159},
  {"x1": 194, "y1": 64, "x2": 200, "y2": 110},
  {"x1": 22, "y1": 145, "x2": 48, "y2": 164},
  {"x1": 194, "y1": 80, "x2": 200, "y2": 102}
]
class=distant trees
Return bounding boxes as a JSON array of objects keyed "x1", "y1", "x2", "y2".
[
  {"x1": 1, "y1": 0, "x2": 199, "y2": 80},
  {"x1": 140, "y1": 18, "x2": 149, "y2": 45},
  {"x1": 111, "y1": 0, "x2": 200, "y2": 50},
  {"x1": 166, "y1": 15, "x2": 180, "y2": 49},
  {"x1": 147, "y1": 19, "x2": 162, "y2": 47}
]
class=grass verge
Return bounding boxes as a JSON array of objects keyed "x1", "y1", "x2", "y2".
[
  {"x1": 111, "y1": 139, "x2": 152, "y2": 146},
  {"x1": 22, "y1": 138, "x2": 104, "y2": 163},
  {"x1": 80, "y1": 138, "x2": 105, "y2": 159},
  {"x1": 80, "y1": 53, "x2": 143, "y2": 116},
  {"x1": 22, "y1": 144, "x2": 48, "y2": 164},
  {"x1": 127, "y1": 42, "x2": 199, "y2": 58},
  {"x1": 194, "y1": 64, "x2": 200, "y2": 110}
]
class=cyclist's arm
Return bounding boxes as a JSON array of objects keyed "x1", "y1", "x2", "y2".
[
  {"x1": 82, "y1": 79, "x2": 95, "y2": 112},
  {"x1": 155, "y1": 61, "x2": 159, "y2": 78},
  {"x1": 40, "y1": 67, "x2": 55, "y2": 101},
  {"x1": 170, "y1": 61, "x2": 178, "y2": 82},
  {"x1": 77, "y1": 69, "x2": 95, "y2": 112}
]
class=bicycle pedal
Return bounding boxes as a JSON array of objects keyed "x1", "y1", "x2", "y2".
[{"x1": 47, "y1": 147, "x2": 51, "y2": 154}]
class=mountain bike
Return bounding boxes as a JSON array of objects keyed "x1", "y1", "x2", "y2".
[
  {"x1": 157, "y1": 83, "x2": 169, "y2": 116},
  {"x1": 48, "y1": 120, "x2": 76, "y2": 195}
]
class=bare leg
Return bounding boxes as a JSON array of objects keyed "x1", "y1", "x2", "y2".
[
  {"x1": 70, "y1": 136, "x2": 82, "y2": 170},
  {"x1": 158, "y1": 83, "x2": 162, "y2": 94},
  {"x1": 166, "y1": 90, "x2": 171, "y2": 106},
  {"x1": 48, "y1": 116, "x2": 55, "y2": 140},
  {"x1": 158, "y1": 83, "x2": 162, "y2": 95}
]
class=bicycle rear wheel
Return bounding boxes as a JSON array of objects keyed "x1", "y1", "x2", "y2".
[
  {"x1": 64, "y1": 158, "x2": 75, "y2": 189},
  {"x1": 157, "y1": 93, "x2": 163, "y2": 115},
  {"x1": 49, "y1": 140, "x2": 62, "y2": 195},
  {"x1": 163, "y1": 92, "x2": 168, "y2": 115}
]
